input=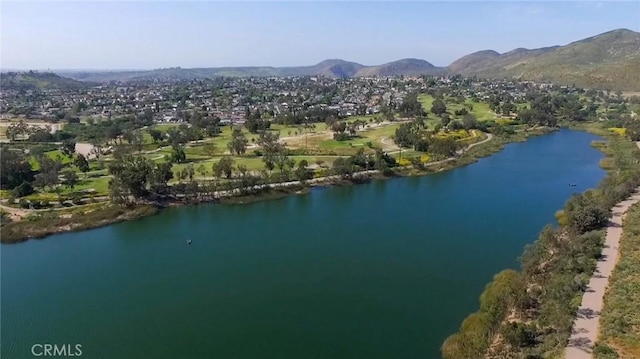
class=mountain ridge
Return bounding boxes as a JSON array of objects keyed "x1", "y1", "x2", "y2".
[{"x1": 3, "y1": 28, "x2": 639, "y2": 90}]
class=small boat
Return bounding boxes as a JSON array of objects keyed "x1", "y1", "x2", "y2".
[
  {"x1": 569, "y1": 183, "x2": 577, "y2": 187},
  {"x1": 187, "y1": 239, "x2": 192, "y2": 245}
]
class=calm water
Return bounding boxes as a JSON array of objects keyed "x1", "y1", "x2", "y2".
[{"x1": 1, "y1": 130, "x2": 605, "y2": 359}]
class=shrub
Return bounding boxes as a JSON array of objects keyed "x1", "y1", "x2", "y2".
[
  {"x1": 500, "y1": 322, "x2": 537, "y2": 348},
  {"x1": 12, "y1": 181, "x2": 34, "y2": 198},
  {"x1": 333, "y1": 132, "x2": 350, "y2": 141},
  {"x1": 568, "y1": 205, "x2": 609, "y2": 233},
  {"x1": 19, "y1": 199, "x2": 30, "y2": 209},
  {"x1": 593, "y1": 342, "x2": 619, "y2": 359}
]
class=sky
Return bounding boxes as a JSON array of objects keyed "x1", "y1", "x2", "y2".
[{"x1": 1, "y1": 1, "x2": 639, "y2": 70}]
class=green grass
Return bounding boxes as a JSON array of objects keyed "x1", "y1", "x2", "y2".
[
  {"x1": 170, "y1": 154, "x2": 342, "y2": 176},
  {"x1": 23, "y1": 176, "x2": 111, "y2": 201},
  {"x1": 418, "y1": 94, "x2": 497, "y2": 123},
  {"x1": 29, "y1": 150, "x2": 72, "y2": 170}
]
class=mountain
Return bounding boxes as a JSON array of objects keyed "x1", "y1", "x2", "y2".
[
  {"x1": 0, "y1": 71, "x2": 90, "y2": 91},
  {"x1": 280, "y1": 59, "x2": 365, "y2": 78},
  {"x1": 44, "y1": 28, "x2": 640, "y2": 90},
  {"x1": 448, "y1": 28, "x2": 640, "y2": 90},
  {"x1": 60, "y1": 60, "x2": 368, "y2": 82},
  {"x1": 355, "y1": 58, "x2": 444, "y2": 77}
]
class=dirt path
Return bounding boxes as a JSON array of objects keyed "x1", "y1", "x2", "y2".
[
  {"x1": 565, "y1": 142, "x2": 640, "y2": 358},
  {"x1": 0, "y1": 203, "x2": 30, "y2": 221}
]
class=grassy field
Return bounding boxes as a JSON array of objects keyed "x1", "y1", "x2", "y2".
[
  {"x1": 418, "y1": 94, "x2": 498, "y2": 124},
  {"x1": 7, "y1": 102, "x2": 498, "y2": 206},
  {"x1": 29, "y1": 150, "x2": 72, "y2": 170},
  {"x1": 23, "y1": 175, "x2": 111, "y2": 201},
  {"x1": 597, "y1": 202, "x2": 640, "y2": 359}
]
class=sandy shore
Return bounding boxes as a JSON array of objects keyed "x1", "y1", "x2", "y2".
[{"x1": 75, "y1": 142, "x2": 96, "y2": 159}]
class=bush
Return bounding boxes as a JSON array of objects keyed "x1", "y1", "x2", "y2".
[
  {"x1": 333, "y1": 132, "x2": 350, "y2": 141},
  {"x1": 12, "y1": 181, "x2": 34, "y2": 198},
  {"x1": 593, "y1": 342, "x2": 619, "y2": 359},
  {"x1": 501, "y1": 322, "x2": 537, "y2": 348},
  {"x1": 569, "y1": 205, "x2": 609, "y2": 233},
  {"x1": 71, "y1": 193, "x2": 84, "y2": 205},
  {"x1": 19, "y1": 199, "x2": 30, "y2": 209}
]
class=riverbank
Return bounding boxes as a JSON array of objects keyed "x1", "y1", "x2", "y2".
[
  {"x1": 0, "y1": 204, "x2": 159, "y2": 243},
  {"x1": 566, "y1": 187, "x2": 640, "y2": 358},
  {"x1": 442, "y1": 126, "x2": 640, "y2": 359},
  {"x1": 595, "y1": 202, "x2": 640, "y2": 359},
  {"x1": 0, "y1": 127, "x2": 552, "y2": 244}
]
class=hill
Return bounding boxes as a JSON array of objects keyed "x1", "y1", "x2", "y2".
[
  {"x1": 48, "y1": 28, "x2": 640, "y2": 90},
  {"x1": 279, "y1": 59, "x2": 365, "y2": 78},
  {"x1": 355, "y1": 58, "x2": 444, "y2": 77},
  {"x1": 0, "y1": 71, "x2": 90, "y2": 91},
  {"x1": 448, "y1": 28, "x2": 640, "y2": 90},
  {"x1": 60, "y1": 60, "x2": 367, "y2": 82},
  {"x1": 57, "y1": 59, "x2": 441, "y2": 83}
]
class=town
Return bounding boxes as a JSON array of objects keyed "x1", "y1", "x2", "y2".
[
  {"x1": 2, "y1": 73, "x2": 568, "y2": 125},
  {"x1": 3, "y1": 1, "x2": 640, "y2": 358}
]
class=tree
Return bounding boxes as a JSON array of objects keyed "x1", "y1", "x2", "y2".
[
  {"x1": 398, "y1": 93, "x2": 425, "y2": 117},
  {"x1": 213, "y1": 156, "x2": 235, "y2": 179},
  {"x1": 171, "y1": 144, "x2": 187, "y2": 163},
  {"x1": 61, "y1": 140, "x2": 76, "y2": 158},
  {"x1": 295, "y1": 160, "x2": 312, "y2": 182},
  {"x1": 462, "y1": 114, "x2": 478, "y2": 130},
  {"x1": 500, "y1": 102, "x2": 516, "y2": 117},
  {"x1": 568, "y1": 205, "x2": 609, "y2": 233},
  {"x1": 33, "y1": 168, "x2": 59, "y2": 192},
  {"x1": 227, "y1": 127, "x2": 248, "y2": 156},
  {"x1": 108, "y1": 154, "x2": 153, "y2": 200},
  {"x1": 332, "y1": 157, "x2": 355, "y2": 178},
  {"x1": 431, "y1": 99, "x2": 447, "y2": 116},
  {"x1": 147, "y1": 128, "x2": 165, "y2": 144},
  {"x1": 6, "y1": 120, "x2": 31, "y2": 141},
  {"x1": 330, "y1": 121, "x2": 350, "y2": 141},
  {"x1": 33, "y1": 155, "x2": 63, "y2": 191},
  {"x1": 257, "y1": 131, "x2": 283, "y2": 172},
  {"x1": 12, "y1": 181, "x2": 34, "y2": 198},
  {"x1": 430, "y1": 137, "x2": 458, "y2": 158},
  {"x1": 394, "y1": 123, "x2": 420, "y2": 148},
  {"x1": 202, "y1": 143, "x2": 217, "y2": 157},
  {"x1": 0, "y1": 147, "x2": 35, "y2": 189},
  {"x1": 176, "y1": 169, "x2": 187, "y2": 183},
  {"x1": 186, "y1": 164, "x2": 195, "y2": 182},
  {"x1": 167, "y1": 127, "x2": 187, "y2": 147},
  {"x1": 130, "y1": 131, "x2": 145, "y2": 152},
  {"x1": 74, "y1": 154, "x2": 90, "y2": 178},
  {"x1": 61, "y1": 170, "x2": 79, "y2": 190},
  {"x1": 197, "y1": 164, "x2": 207, "y2": 179},
  {"x1": 149, "y1": 162, "x2": 173, "y2": 194}
]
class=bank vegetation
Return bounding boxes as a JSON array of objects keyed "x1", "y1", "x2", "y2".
[{"x1": 441, "y1": 126, "x2": 640, "y2": 359}]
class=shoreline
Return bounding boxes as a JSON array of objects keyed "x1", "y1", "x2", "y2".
[
  {"x1": 442, "y1": 123, "x2": 640, "y2": 359},
  {"x1": 0, "y1": 127, "x2": 553, "y2": 244},
  {"x1": 565, "y1": 188, "x2": 640, "y2": 357}
]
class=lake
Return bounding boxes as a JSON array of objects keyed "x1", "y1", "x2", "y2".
[{"x1": 1, "y1": 129, "x2": 606, "y2": 358}]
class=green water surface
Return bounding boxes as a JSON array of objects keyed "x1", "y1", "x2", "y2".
[{"x1": 1, "y1": 129, "x2": 606, "y2": 358}]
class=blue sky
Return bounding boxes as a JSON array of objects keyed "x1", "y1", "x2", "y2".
[{"x1": 1, "y1": 1, "x2": 639, "y2": 70}]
